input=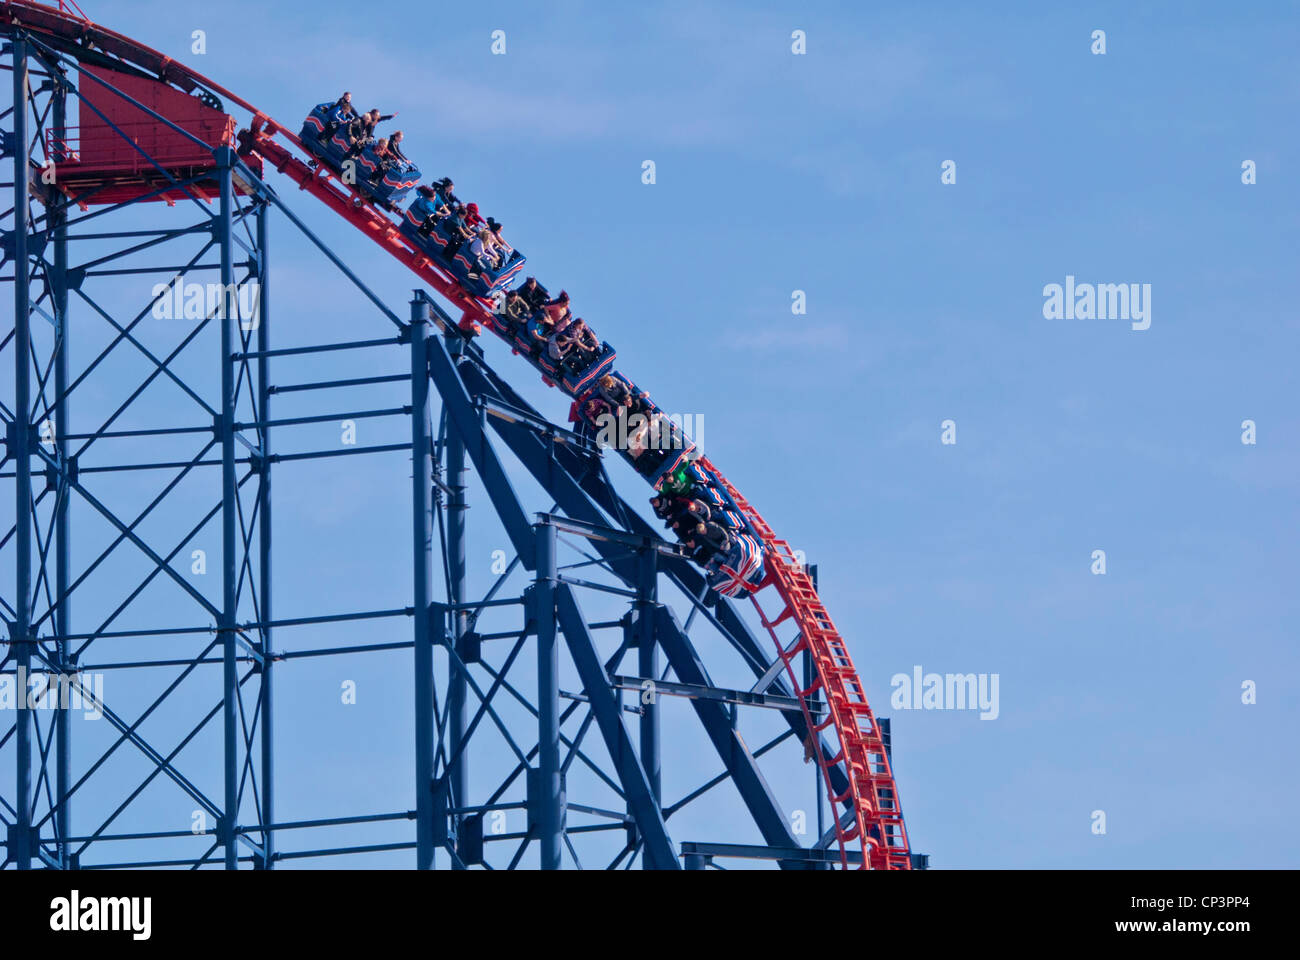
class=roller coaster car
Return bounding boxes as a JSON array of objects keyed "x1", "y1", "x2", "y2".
[
  {"x1": 705, "y1": 532, "x2": 765, "y2": 598},
  {"x1": 686, "y1": 481, "x2": 743, "y2": 529},
  {"x1": 506, "y1": 282, "x2": 549, "y2": 320},
  {"x1": 658, "y1": 461, "x2": 709, "y2": 497},
  {"x1": 647, "y1": 461, "x2": 763, "y2": 595},
  {"x1": 300, "y1": 103, "x2": 421, "y2": 207},
  {"x1": 626, "y1": 417, "x2": 693, "y2": 484},
  {"x1": 399, "y1": 190, "x2": 526, "y2": 298},
  {"x1": 449, "y1": 245, "x2": 527, "y2": 300},
  {"x1": 560, "y1": 342, "x2": 616, "y2": 395},
  {"x1": 514, "y1": 316, "x2": 550, "y2": 357},
  {"x1": 499, "y1": 293, "x2": 537, "y2": 340}
]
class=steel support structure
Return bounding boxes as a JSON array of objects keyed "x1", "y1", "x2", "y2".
[
  {"x1": 2, "y1": 22, "x2": 914, "y2": 869},
  {"x1": 10, "y1": 34, "x2": 34, "y2": 872},
  {"x1": 2, "y1": 39, "x2": 279, "y2": 868}
]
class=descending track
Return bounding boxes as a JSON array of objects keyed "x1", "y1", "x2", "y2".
[{"x1": 1, "y1": 0, "x2": 911, "y2": 868}]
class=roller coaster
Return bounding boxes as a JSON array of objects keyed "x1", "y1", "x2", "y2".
[{"x1": 1, "y1": 0, "x2": 917, "y2": 869}]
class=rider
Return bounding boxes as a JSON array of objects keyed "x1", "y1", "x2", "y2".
[
  {"x1": 486, "y1": 217, "x2": 514, "y2": 263},
  {"x1": 442, "y1": 204, "x2": 475, "y2": 259},
  {"x1": 345, "y1": 108, "x2": 395, "y2": 158},
  {"x1": 386, "y1": 129, "x2": 411, "y2": 165},
  {"x1": 686, "y1": 520, "x2": 731, "y2": 562},
  {"x1": 465, "y1": 227, "x2": 498, "y2": 278},
  {"x1": 319, "y1": 91, "x2": 356, "y2": 142},
  {"x1": 565, "y1": 319, "x2": 600, "y2": 367},
  {"x1": 370, "y1": 138, "x2": 393, "y2": 182},
  {"x1": 542, "y1": 290, "x2": 571, "y2": 326}
]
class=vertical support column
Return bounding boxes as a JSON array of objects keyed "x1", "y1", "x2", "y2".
[
  {"x1": 216, "y1": 147, "x2": 240, "y2": 869},
  {"x1": 51, "y1": 65, "x2": 72, "y2": 871},
  {"x1": 410, "y1": 297, "x2": 435, "y2": 870},
  {"x1": 443, "y1": 330, "x2": 469, "y2": 865},
  {"x1": 254, "y1": 201, "x2": 274, "y2": 869},
  {"x1": 808, "y1": 562, "x2": 824, "y2": 843},
  {"x1": 637, "y1": 544, "x2": 661, "y2": 848},
  {"x1": 534, "y1": 520, "x2": 562, "y2": 870},
  {"x1": 10, "y1": 36, "x2": 33, "y2": 872}
]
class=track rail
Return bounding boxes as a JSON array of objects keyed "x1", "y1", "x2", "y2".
[
  {"x1": 2, "y1": 0, "x2": 911, "y2": 869},
  {"x1": 701, "y1": 458, "x2": 910, "y2": 868}
]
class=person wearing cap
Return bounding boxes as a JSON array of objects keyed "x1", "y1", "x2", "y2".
[{"x1": 462, "y1": 202, "x2": 485, "y2": 230}]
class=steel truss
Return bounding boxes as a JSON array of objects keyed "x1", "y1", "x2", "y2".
[{"x1": 2, "y1": 23, "x2": 916, "y2": 869}]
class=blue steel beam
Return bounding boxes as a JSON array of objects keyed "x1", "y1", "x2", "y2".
[
  {"x1": 254, "y1": 200, "x2": 274, "y2": 869},
  {"x1": 433, "y1": 359, "x2": 812, "y2": 859},
  {"x1": 410, "y1": 298, "x2": 436, "y2": 870},
  {"x1": 442, "y1": 329, "x2": 470, "y2": 866},
  {"x1": 651, "y1": 604, "x2": 806, "y2": 861},
  {"x1": 453, "y1": 354, "x2": 858, "y2": 808},
  {"x1": 634, "y1": 545, "x2": 660, "y2": 873},
  {"x1": 423, "y1": 318, "x2": 535, "y2": 569},
  {"x1": 50, "y1": 66, "x2": 72, "y2": 868},
  {"x1": 552, "y1": 582, "x2": 678, "y2": 870},
  {"x1": 11, "y1": 34, "x2": 34, "y2": 872},
  {"x1": 533, "y1": 521, "x2": 563, "y2": 869},
  {"x1": 217, "y1": 146, "x2": 241, "y2": 870},
  {"x1": 679, "y1": 840, "x2": 862, "y2": 866}
]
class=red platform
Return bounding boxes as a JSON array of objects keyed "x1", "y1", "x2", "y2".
[{"x1": 45, "y1": 64, "x2": 259, "y2": 206}]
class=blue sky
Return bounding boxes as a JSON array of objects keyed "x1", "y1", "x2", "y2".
[{"x1": 4, "y1": 0, "x2": 1298, "y2": 868}]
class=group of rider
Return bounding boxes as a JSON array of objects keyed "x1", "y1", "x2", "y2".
[
  {"x1": 415, "y1": 177, "x2": 517, "y2": 277},
  {"x1": 651, "y1": 490, "x2": 734, "y2": 563},
  {"x1": 506, "y1": 279, "x2": 603, "y2": 375},
  {"x1": 315, "y1": 92, "x2": 410, "y2": 182},
  {"x1": 507, "y1": 283, "x2": 736, "y2": 562},
  {"x1": 314, "y1": 93, "x2": 737, "y2": 567}
]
